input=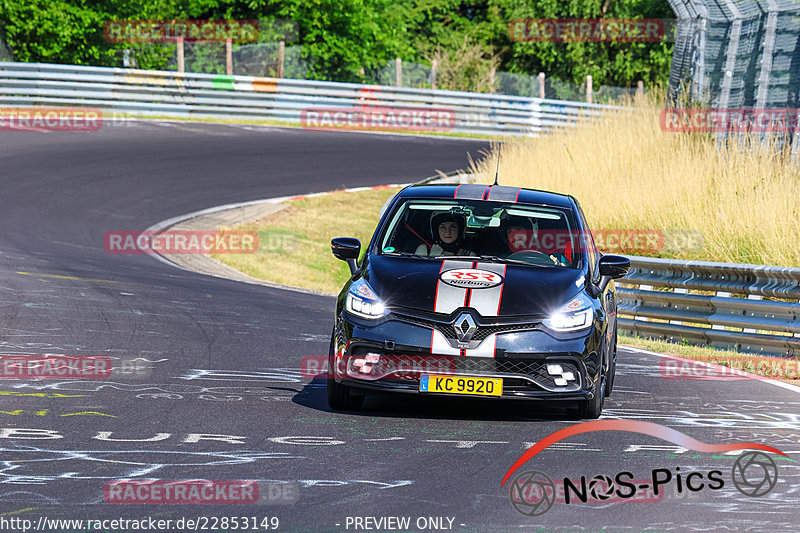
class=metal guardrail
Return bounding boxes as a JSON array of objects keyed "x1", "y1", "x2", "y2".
[
  {"x1": 0, "y1": 62, "x2": 617, "y2": 136},
  {"x1": 618, "y1": 255, "x2": 800, "y2": 356}
]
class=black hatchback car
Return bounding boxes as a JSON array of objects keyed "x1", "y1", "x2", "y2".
[{"x1": 328, "y1": 183, "x2": 629, "y2": 418}]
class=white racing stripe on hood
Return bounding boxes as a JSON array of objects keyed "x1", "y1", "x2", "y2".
[
  {"x1": 434, "y1": 260, "x2": 474, "y2": 314},
  {"x1": 467, "y1": 263, "x2": 507, "y2": 317},
  {"x1": 431, "y1": 329, "x2": 460, "y2": 356},
  {"x1": 430, "y1": 329, "x2": 497, "y2": 358}
]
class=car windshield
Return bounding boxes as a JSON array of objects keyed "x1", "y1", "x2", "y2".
[{"x1": 377, "y1": 198, "x2": 582, "y2": 268}]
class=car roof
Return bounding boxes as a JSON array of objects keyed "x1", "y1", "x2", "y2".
[{"x1": 398, "y1": 183, "x2": 576, "y2": 209}]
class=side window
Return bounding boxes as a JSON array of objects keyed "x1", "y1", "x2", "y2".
[
  {"x1": 586, "y1": 231, "x2": 600, "y2": 283},
  {"x1": 576, "y1": 205, "x2": 600, "y2": 282}
]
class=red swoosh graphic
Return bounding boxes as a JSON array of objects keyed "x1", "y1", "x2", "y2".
[{"x1": 500, "y1": 420, "x2": 787, "y2": 486}]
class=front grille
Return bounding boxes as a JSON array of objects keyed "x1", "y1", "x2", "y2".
[
  {"x1": 454, "y1": 357, "x2": 544, "y2": 376},
  {"x1": 395, "y1": 314, "x2": 441, "y2": 329},
  {"x1": 395, "y1": 313, "x2": 538, "y2": 342},
  {"x1": 472, "y1": 323, "x2": 538, "y2": 341}
]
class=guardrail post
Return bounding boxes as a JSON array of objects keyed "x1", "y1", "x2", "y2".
[
  {"x1": 586, "y1": 75, "x2": 592, "y2": 103},
  {"x1": 538, "y1": 72, "x2": 545, "y2": 99},
  {"x1": 177, "y1": 37, "x2": 184, "y2": 74},
  {"x1": 711, "y1": 292, "x2": 731, "y2": 330},
  {"x1": 395, "y1": 58, "x2": 402, "y2": 87},
  {"x1": 431, "y1": 59, "x2": 438, "y2": 89},
  {"x1": 278, "y1": 40, "x2": 285, "y2": 78},
  {"x1": 636, "y1": 80, "x2": 644, "y2": 98},
  {"x1": 743, "y1": 295, "x2": 762, "y2": 333},
  {"x1": 670, "y1": 288, "x2": 688, "y2": 325},
  {"x1": 635, "y1": 284, "x2": 653, "y2": 322},
  {"x1": 226, "y1": 38, "x2": 233, "y2": 76}
]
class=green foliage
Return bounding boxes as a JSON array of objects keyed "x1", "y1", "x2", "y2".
[
  {"x1": 496, "y1": 0, "x2": 675, "y2": 86},
  {"x1": 426, "y1": 37, "x2": 501, "y2": 92},
  {"x1": 0, "y1": 0, "x2": 674, "y2": 87},
  {"x1": 0, "y1": 0, "x2": 116, "y2": 65},
  {"x1": 262, "y1": 0, "x2": 409, "y2": 81}
]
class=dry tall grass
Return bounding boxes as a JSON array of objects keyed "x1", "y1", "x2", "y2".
[{"x1": 472, "y1": 97, "x2": 800, "y2": 266}]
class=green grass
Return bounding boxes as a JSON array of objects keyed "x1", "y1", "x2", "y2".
[
  {"x1": 621, "y1": 334, "x2": 799, "y2": 383},
  {"x1": 211, "y1": 187, "x2": 400, "y2": 293}
]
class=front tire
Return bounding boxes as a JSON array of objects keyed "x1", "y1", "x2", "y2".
[
  {"x1": 326, "y1": 333, "x2": 364, "y2": 411},
  {"x1": 577, "y1": 370, "x2": 605, "y2": 419},
  {"x1": 604, "y1": 329, "x2": 617, "y2": 397}
]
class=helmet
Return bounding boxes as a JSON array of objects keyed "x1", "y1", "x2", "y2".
[
  {"x1": 503, "y1": 216, "x2": 538, "y2": 252},
  {"x1": 430, "y1": 212, "x2": 466, "y2": 243}
]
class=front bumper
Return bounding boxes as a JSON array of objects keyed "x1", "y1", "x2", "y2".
[{"x1": 333, "y1": 311, "x2": 603, "y2": 401}]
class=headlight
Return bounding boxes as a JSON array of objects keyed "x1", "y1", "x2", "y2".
[
  {"x1": 345, "y1": 278, "x2": 387, "y2": 319},
  {"x1": 543, "y1": 292, "x2": 593, "y2": 332}
]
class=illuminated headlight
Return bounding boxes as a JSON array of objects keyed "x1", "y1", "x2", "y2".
[
  {"x1": 345, "y1": 279, "x2": 387, "y2": 319},
  {"x1": 543, "y1": 293, "x2": 593, "y2": 332}
]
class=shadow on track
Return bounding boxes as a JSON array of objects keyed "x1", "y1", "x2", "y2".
[{"x1": 292, "y1": 375, "x2": 580, "y2": 421}]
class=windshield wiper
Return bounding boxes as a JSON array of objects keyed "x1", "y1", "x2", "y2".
[
  {"x1": 477, "y1": 255, "x2": 552, "y2": 266},
  {"x1": 384, "y1": 251, "x2": 436, "y2": 259}
]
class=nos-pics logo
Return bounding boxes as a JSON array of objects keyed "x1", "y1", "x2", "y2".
[{"x1": 501, "y1": 421, "x2": 786, "y2": 517}]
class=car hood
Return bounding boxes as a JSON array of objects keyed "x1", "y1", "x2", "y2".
[{"x1": 364, "y1": 255, "x2": 585, "y2": 318}]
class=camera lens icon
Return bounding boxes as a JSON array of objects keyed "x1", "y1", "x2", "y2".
[
  {"x1": 508, "y1": 471, "x2": 556, "y2": 516},
  {"x1": 731, "y1": 451, "x2": 778, "y2": 497}
]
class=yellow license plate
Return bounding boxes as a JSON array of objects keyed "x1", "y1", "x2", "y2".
[{"x1": 419, "y1": 375, "x2": 503, "y2": 397}]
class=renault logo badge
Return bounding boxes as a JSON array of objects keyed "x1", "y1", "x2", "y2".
[{"x1": 453, "y1": 313, "x2": 477, "y2": 343}]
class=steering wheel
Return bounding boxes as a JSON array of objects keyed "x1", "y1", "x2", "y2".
[{"x1": 507, "y1": 251, "x2": 558, "y2": 265}]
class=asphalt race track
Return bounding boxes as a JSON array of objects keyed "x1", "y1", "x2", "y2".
[{"x1": 0, "y1": 122, "x2": 798, "y2": 532}]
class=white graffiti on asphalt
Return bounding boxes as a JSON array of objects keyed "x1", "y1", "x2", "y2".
[
  {"x1": 2, "y1": 377, "x2": 306, "y2": 403},
  {"x1": 179, "y1": 368, "x2": 304, "y2": 383},
  {"x1": 0, "y1": 446, "x2": 304, "y2": 484},
  {"x1": 603, "y1": 406, "x2": 800, "y2": 430}
]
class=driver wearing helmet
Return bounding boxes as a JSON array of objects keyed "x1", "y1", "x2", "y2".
[
  {"x1": 504, "y1": 217, "x2": 538, "y2": 254},
  {"x1": 415, "y1": 212, "x2": 475, "y2": 257},
  {"x1": 503, "y1": 216, "x2": 567, "y2": 266}
]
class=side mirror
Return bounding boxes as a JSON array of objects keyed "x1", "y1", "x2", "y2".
[
  {"x1": 598, "y1": 255, "x2": 630, "y2": 279},
  {"x1": 331, "y1": 237, "x2": 361, "y2": 274}
]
